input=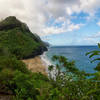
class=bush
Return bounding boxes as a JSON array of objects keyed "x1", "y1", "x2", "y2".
[
  {"x1": 0, "y1": 56, "x2": 29, "y2": 73},
  {"x1": 11, "y1": 71, "x2": 40, "y2": 100}
]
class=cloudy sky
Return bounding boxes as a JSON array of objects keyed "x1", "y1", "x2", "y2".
[{"x1": 0, "y1": 0, "x2": 100, "y2": 45}]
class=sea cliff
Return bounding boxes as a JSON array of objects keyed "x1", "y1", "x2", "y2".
[
  {"x1": 0, "y1": 16, "x2": 47, "y2": 59},
  {"x1": 0, "y1": 16, "x2": 48, "y2": 100}
]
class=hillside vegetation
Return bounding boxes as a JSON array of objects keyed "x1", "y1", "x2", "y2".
[
  {"x1": 0, "y1": 16, "x2": 100, "y2": 100},
  {"x1": 0, "y1": 16, "x2": 47, "y2": 59}
]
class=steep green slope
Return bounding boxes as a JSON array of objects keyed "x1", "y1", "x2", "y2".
[{"x1": 0, "y1": 16, "x2": 47, "y2": 59}]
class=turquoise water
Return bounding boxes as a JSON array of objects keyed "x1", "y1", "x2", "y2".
[{"x1": 46, "y1": 46, "x2": 99, "y2": 73}]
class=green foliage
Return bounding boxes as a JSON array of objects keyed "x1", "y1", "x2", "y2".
[
  {"x1": 50, "y1": 55, "x2": 86, "y2": 77},
  {"x1": 0, "y1": 56, "x2": 29, "y2": 73},
  {"x1": 11, "y1": 71, "x2": 40, "y2": 100},
  {"x1": 0, "y1": 16, "x2": 47, "y2": 59},
  {"x1": 1, "y1": 16, "x2": 100, "y2": 100},
  {"x1": 0, "y1": 28, "x2": 44, "y2": 59},
  {"x1": 0, "y1": 54, "x2": 100, "y2": 100},
  {"x1": 0, "y1": 56, "x2": 51, "y2": 100},
  {"x1": 48, "y1": 56, "x2": 92, "y2": 100},
  {"x1": 86, "y1": 43, "x2": 100, "y2": 72},
  {"x1": 86, "y1": 43, "x2": 100, "y2": 63},
  {"x1": 47, "y1": 54, "x2": 100, "y2": 100}
]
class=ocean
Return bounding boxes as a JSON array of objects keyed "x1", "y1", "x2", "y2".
[{"x1": 45, "y1": 46, "x2": 100, "y2": 73}]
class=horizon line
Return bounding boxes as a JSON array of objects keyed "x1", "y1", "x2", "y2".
[{"x1": 50, "y1": 45, "x2": 98, "y2": 47}]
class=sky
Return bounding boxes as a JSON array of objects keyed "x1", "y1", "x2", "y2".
[{"x1": 0, "y1": 0, "x2": 100, "y2": 45}]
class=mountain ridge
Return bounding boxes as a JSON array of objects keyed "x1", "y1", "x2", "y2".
[{"x1": 0, "y1": 16, "x2": 47, "y2": 59}]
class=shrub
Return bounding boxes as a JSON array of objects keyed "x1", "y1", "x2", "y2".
[{"x1": 0, "y1": 56, "x2": 29, "y2": 73}]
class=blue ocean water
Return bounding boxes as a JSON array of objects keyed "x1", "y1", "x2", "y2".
[{"x1": 46, "y1": 46, "x2": 100, "y2": 73}]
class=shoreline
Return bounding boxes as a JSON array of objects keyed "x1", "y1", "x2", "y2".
[
  {"x1": 40, "y1": 52, "x2": 52, "y2": 72},
  {"x1": 22, "y1": 52, "x2": 51, "y2": 75}
]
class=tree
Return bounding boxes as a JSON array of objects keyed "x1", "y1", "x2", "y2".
[{"x1": 48, "y1": 55, "x2": 92, "y2": 100}]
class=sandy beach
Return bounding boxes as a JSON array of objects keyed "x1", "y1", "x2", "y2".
[{"x1": 22, "y1": 56, "x2": 48, "y2": 75}]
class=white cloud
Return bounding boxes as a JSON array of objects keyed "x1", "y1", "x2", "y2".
[
  {"x1": 43, "y1": 23, "x2": 83, "y2": 35},
  {"x1": 0, "y1": 0, "x2": 100, "y2": 36},
  {"x1": 97, "y1": 21, "x2": 100, "y2": 26},
  {"x1": 0, "y1": 0, "x2": 48, "y2": 35},
  {"x1": 84, "y1": 32, "x2": 100, "y2": 44},
  {"x1": 87, "y1": 32, "x2": 100, "y2": 38},
  {"x1": 67, "y1": 23, "x2": 83, "y2": 31}
]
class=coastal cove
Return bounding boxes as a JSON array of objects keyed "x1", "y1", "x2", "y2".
[
  {"x1": 22, "y1": 45, "x2": 100, "y2": 76},
  {"x1": 1, "y1": 0, "x2": 100, "y2": 99},
  {"x1": 0, "y1": 16, "x2": 100, "y2": 100}
]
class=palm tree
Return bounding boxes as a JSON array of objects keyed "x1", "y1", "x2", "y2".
[{"x1": 86, "y1": 43, "x2": 100, "y2": 63}]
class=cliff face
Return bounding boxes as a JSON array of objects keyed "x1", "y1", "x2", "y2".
[{"x1": 0, "y1": 16, "x2": 47, "y2": 59}]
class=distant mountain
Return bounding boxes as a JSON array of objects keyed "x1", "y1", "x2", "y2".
[{"x1": 0, "y1": 16, "x2": 47, "y2": 59}]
